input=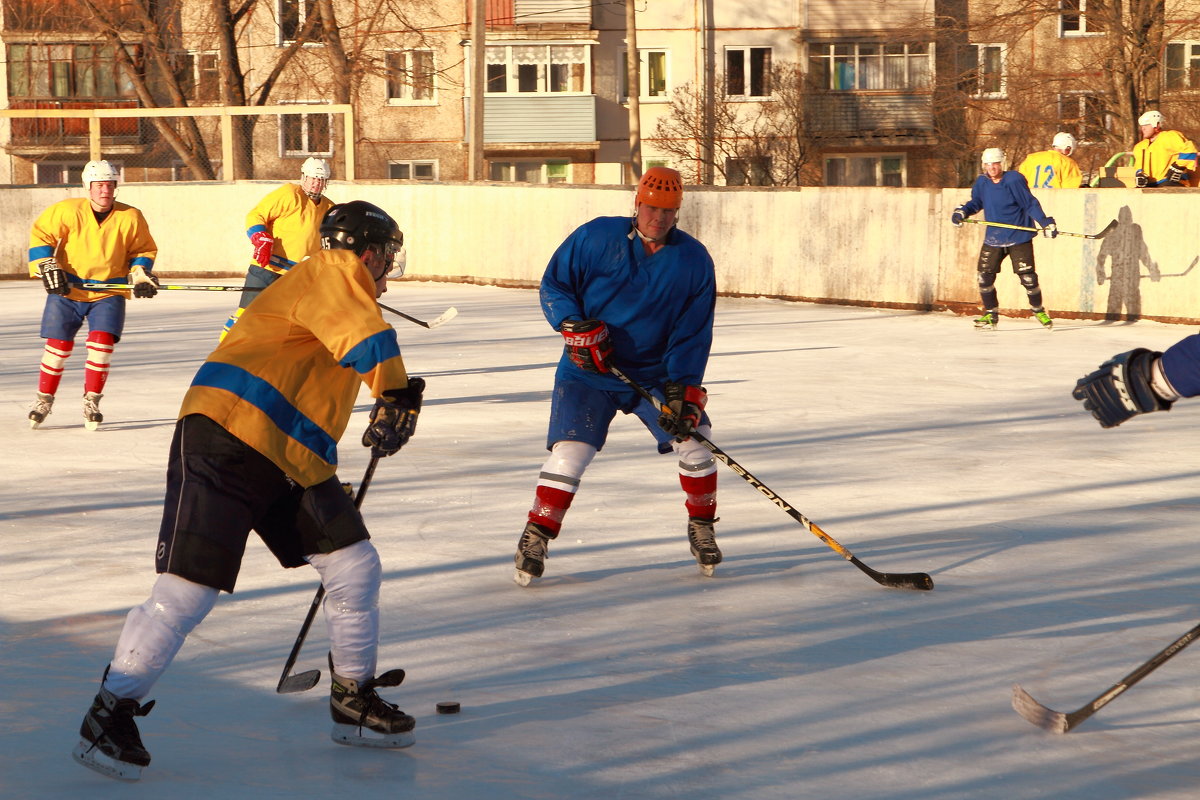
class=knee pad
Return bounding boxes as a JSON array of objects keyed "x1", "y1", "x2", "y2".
[
  {"x1": 673, "y1": 428, "x2": 715, "y2": 471},
  {"x1": 105, "y1": 573, "x2": 218, "y2": 699},
  {"x1": 976, "y1": 271, "x2": 997, "y2": 290},
  {"x1": 544, "y1": 440, "x2": 597, "y2": 481}
]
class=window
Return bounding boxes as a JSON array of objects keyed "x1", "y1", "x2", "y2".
[
  {"x1": 172, "y1": 159, "x2": 222, "y2": 181},
  {"x1": 34, "y1": 162, "x2": 96, "y2": 185},
  {"x1": 281, "y1": 106, "x2": 332, "y2": 156},
  {"x1": 1166, "y1": 42, "x2": 1200, "y2": 90},
  {"x1": 824, "y1": 154, "x2": 905, "y2": 187},
  {"x1": 1060, "y1": 0, "x2": 1106, "y2": 37},
  {"x1": 485, "y1": 44, "x2": 589, "y2": 95},
  {"x1": 389, "y1": 160, "x2": 438, "y2": 180},
  {"x1": 7, "y1": 43, "x2": 136, "y2": 99},
  {"x1": 279, "y1": 0, "x2": 324, "y2": 45},
  {"x1": 620, "y1": 49, "x2": 669, "y2": 100},
  {"x1": 1059, "y1": 92, "x2": 1107, "y2": 143},
  {"x1": 174, "y1": 51, "x2": 220, "y2": 103},
  {"x1": 963, "y1": 43, "x2": 1006, "y2": 98},
  {"x1": 725, "y1": 47, "x2": 772, "y2": 98},
  {"x1": 387, "y1": 50, "x2": 435, "y2": 103},
  {"x1": 725, "y1": 156, "x2": 772, "y2": 186},
  {"x1": 808, "y1": 43, "x2": 931, "y2": 91},
  {"x1": 489, "y1": 159, "x2": 571, "y2": 183}
]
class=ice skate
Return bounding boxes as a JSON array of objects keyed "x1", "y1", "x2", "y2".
[
  {"x1": 329, "y1": 655, "x2": 415, "y2": 749},
  {"x1": 83, "y1": 391, "x2": 103, "y2": 430},
  {"x1": 687, "y1": 516, "x2": 722, "y2": 577},
  {"x1": 72, "y1": 684, "x2": 154, "y2": 782},
  {"x1": 1033, "y1": 309, "x2": 1053, "y2": 330},
  {"x1": 973, "y1": 311, "x2": 998, "y2": 330},
  {"x1": 514, "y1": 521, "x2": 552, "y2": 586},
  {"x1": 28, "y1": 392, "x2": 54, "y2": 429}
]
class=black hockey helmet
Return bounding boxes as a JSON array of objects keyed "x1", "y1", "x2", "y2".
[{"x1": 320, "y1": 200, "x2": 405, "y2": 275}]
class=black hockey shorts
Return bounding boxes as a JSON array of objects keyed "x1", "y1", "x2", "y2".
[
  {"x1": 154, "y1": 414, "x2": 370, "y2": 593},
  {"x1": 977, "y1": 241, "x2": 1036, "y2": 274}
]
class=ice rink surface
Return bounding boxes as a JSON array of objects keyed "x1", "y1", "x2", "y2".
[{"x1": 2, "y1": 278, "x2": 1200, "y2": 799}]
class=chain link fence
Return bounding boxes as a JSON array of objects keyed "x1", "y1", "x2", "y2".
[{"x1": 0, "y1": 104, "x2": 353, "y2": 185}]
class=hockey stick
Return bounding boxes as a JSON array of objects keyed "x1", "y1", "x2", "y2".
[
  {"x1": 80, "y1": 282, "x2": 248, "y2": 292},
  {"x1": 608, "y1": 366, "x2": 933, "y2": 591},
  {"x1": 378, "y1": 301, "x2": 458, "y2": 329},
  {"x1": 276, "y1": 456, "x2": 381, "y2": 694},
  {"x1": 1012, "y1": 620, "x2": 1200, "y2": 733},
  {"x1": 960, "y1": 218, "x2": 1118, "y2": 240}
]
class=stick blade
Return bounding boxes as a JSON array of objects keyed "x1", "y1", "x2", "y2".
[
  {"x1": 425, "y1": 306, "x2": 458, "y2": 329},
  {"x1": 1011, "y1": 684, "x2": 1070, "y2": 733},
  {"x1": 276, "y1": 668, "x2": 322, "y2": 694},
  {"x1": 1087, "y1": 219, "x2": 1118, "y2": 239},
  {"x1": 876, "y1": 571, "x2": 934, "y2": 591}
]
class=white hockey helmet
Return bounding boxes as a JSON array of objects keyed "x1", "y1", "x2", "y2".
[
  {"x1": 301, "y1": 157, "x2": 331, "y2": 180},
  {"x1": 1052, "y1": 131, "x2": 1077, "y2": 152},
  {"x1": 1138, "y1": 110, "x2": 1165, "y2": 128},
  {"x1": 82, "y1": 159, "x2": 120, "y2": 188},
  {"x1": 981, "y1": 147, "x2": 1006, "y2": 167}
]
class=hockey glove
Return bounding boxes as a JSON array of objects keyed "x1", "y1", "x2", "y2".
[
  {"x1": 40, "y1": 260, "x2": 70, "y2": 296},
  {"x1": 950, "y1": 207, "x2": 966, "y2": 227},
  {"x1": 1041, "y1": 218, "x2": 1058, "y2": 239},
  {"x1": 1135, "y1": 170, "x2": 1149, "y2": 189},
  {"x1": 129, "y1": 266, "x2": 160, "y2": 298},
  {"x1": 1166, "y1": 164, "x2": 1190, "y2": 185},
  {"x1": 658, "y1": 382, "x2": 707, "y2": 441},
  {"x1": 560, "y1": 319, "x2": 613, "y2": 374},
  {"x1": 362, "y1": 377, "x2": 425, "y2": 457},
  {"x1": 1071, "y1": 348, "x2": 1173, "y2": 429},
  {"x1": 250, "y1": 232, "x2": 274, "y2": 268}
]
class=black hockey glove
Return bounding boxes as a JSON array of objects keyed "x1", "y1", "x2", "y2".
[
  {"x1": 1071, "y1": 348, "x2": 1172, "y2": 428},
  {"x1": 658, "y1": 381, "x2": 707, "y2": 441},
  {"x1": 363, "y1": 377, "x2": 424, "y2": 457},
  {"x1": 560, "y1": 318, "x2": 613, "y2": 373},
  {"x1": 130, "y1": 266, "x2": 160, "y2": 298},
  {"x1": 950, "y1": 207, "x2": 966, "y2": 227},
  {"x1": 1135, "y1": 170, "x2": 1149, "y2": 188},
  {"x1": 1165, "y1": 164, "x2": 1190, "y2": 185},
  {"x1": 40, "y1": 259, "x2": 70, "y2": 296}
]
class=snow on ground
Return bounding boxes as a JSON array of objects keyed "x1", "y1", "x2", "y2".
[{"x1": 2, "y1": 279, "x2": 1200, "y2": 799}]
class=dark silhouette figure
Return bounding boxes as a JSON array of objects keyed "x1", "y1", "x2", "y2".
[{"x1": 1096, "y1": 206, "x2": 1159, "y2": 320}]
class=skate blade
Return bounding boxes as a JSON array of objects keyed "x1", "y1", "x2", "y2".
[
  {"x1": 513, "y1": 569, "x2": 535, "y2": 587},
  {"x1": 84, "y1": 420, "x2": 101, "y2": 431},
  {"x1": 29, "y1": 419, "x2": 42, "y2": 430},
  {"x1": 331, "y1": 723, "x2": 415, "y2": 749},
  {"x1": 698, "y1": 564, "x2": 715, "y2": 577},
  {"x1": 72, "y1": 739, "x2": 144, "y2": 781}
]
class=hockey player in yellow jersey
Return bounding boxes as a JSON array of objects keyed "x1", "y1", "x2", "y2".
[
  {"x1": 73, "y1": 201, "x2": 425, "y2": 782},
  {"x1": 1018, "y1": 132, "x2": 1083, "y2": 189},
  {"x1": 26, "y1": 159, "x2": 158, "y2": 430},
  {"x1": 1132, "y1": 110, "x2": 1198, "y2": 187},
  {"x1": 219, "y1": 157, "x2": 334, "y2": 339}
]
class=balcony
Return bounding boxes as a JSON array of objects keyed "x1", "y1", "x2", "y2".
[
  {"x1": 805, "y1": 93, "x2": 933, "y2": 140},
  {"x1": 470, "y1": 94, "x2": 597, "y2": 144},
  {"x1": 5, "y1": 99, "x2": 143, "y2": 153}
]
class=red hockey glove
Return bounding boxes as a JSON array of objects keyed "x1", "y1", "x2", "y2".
[
  {"x1": 250, "y1": 232, "x2": 274, "y2": 268},
  {"x1": 560, "y1": 319, "x2": 613, "y2": 373},
  {"x1": 658, "y1": 382, "x2": 707, "y2": 440}
]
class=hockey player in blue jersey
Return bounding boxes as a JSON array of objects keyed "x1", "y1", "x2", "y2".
[
  {"x1": 513, "y1": 167, "x2": 720, "y2": 586},
  {"x1": 951, "y1": 147, "x2": 1058, "y2": 330}
]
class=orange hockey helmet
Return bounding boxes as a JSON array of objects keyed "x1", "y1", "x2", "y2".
[{"x1": 635, "y1": 167, "x2": 683, "y2": 209}]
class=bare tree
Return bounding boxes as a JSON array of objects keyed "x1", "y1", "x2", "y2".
[{"x1": 653, "y1": 62, "x2": 827, "y2": 186}]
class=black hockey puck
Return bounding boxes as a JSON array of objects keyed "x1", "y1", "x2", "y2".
[{"x1": 436, "y1": 701, "x2": 461, "y2": 715}]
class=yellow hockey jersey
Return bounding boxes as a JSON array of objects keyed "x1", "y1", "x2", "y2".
[
  {"x1": 244, "y1": 183, "x2": 334, "y2": 275},
  {"x1": 27, "y1": 198, "x2": 157, "y2": 302},
  {"x1": 1132, "y1": 129, "x2": 1199, "y2": 186},
  {"x1": 180, "y1": 248, "x2": 411, "y2": 486},
  {"x1": 1017, "y1": 150, "x2": 1082, "y2": 189}
]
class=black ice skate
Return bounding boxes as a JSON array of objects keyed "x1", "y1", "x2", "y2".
[
  {"x1": 329, "y1": 655, "x2": 415, "y2": 749},
  {"x1": 72, "y1": 683, "x2": 155, "y2": 782},
  {"x1": 83, "y1": 391, "x2": 104, "y2": 430},
  {"x1": 513, "y1": 521, "x2": 552, "y2": 587},
  {"x1": 28, "y1": 392, "x2": 54, "y2": 429},
  {"x1": 687, "y1": 516, "x2": 722, "y2": 577}
]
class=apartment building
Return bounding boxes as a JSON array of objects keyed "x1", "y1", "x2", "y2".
[{"x1": 1, "y1": 1, "x2": 1193, "y2": 188}]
